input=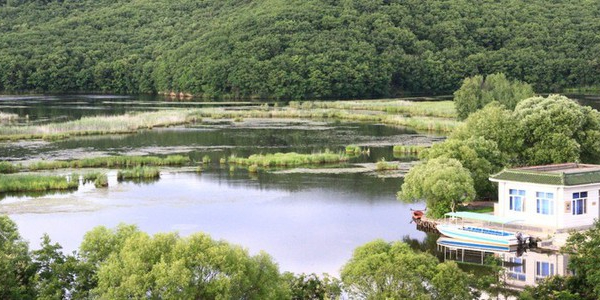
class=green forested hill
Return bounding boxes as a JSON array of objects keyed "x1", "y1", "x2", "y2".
[{"x1": 0, "y1": 0, "x2": 599, "y2": 98}]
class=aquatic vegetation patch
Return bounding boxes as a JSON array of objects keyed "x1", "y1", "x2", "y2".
[
  {"x1": 0, "y1": 110, "x2": 199, "y2": 141},
  {"x1": 83, "y1": 172, "x2": 108, "y2": 188},
  {"x1": 0, "y1": 161, "x2": 19, "y2": 174},
  {"x1": 376, "y1": 159, "x2": 399, "y2": 171},
  {"x1": 0, "y1": 174, "x2": 78, "y2": 193},
  {"x1": 229, "y1": 151, "x2": 349, "y2": 168},
  {"x1": 27, "y1": 155, "x2": 190, "y2": 171},
  {"x1": 289, "y1": 99, "x2": 456, "y2": 118},
  {"x1": 117, "y1": 167, "x2": 160, "y2": 181},
  {"x1": 393, "y1": 145, "x2": 429, "y2": 154}
]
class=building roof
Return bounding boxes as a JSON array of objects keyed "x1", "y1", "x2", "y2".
[{"x1": 490, "y1": 163, "x2": 600, "y2": 186}]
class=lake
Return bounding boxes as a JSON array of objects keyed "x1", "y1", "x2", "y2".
[{"x1": 0, "y1": 95, "x2": 435, "y2": 275}]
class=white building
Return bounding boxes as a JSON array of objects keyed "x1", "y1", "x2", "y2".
[{"x1": 490, "y1": 163, "x2": 600, "y2": 232}]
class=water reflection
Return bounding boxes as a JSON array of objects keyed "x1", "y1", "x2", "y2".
[{"x1": 436, "y1": 237, "x2": 568, "y2": 290}]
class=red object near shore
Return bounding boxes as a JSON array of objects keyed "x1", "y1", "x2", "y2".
[{"x1": 412, "y1": 210, "x2": 424, "y2": 219}]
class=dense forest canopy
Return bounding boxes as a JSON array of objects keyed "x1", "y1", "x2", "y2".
[{"x1": 0, "y1": 0, "x2": 599, "y2": 98}]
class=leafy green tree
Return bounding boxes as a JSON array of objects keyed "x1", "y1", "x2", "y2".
[
  {"x1": 0, "y1": 215, "x2": 36, "y2": 299},
  {"x1": 451, "y1": 102, "x2": 522, "y2": 162},
  {"x1": 398, "y1": 157, "x2": 475, "y2": 218},
  {"x1": 560, "y1": 220, "x2": 600, "y2": 299},
  {"x1": 454, "y1": 73, "x2": 534, "y2": 120},
  {"x1": 340, "y1": 240, "x2": 473, "y2": 300},
  {"x1": 92, "y1": 231, "x2": 287, "y2": 299},
  {"x1": 422, "y1": 136, "x2": 506, "y2": 199},
  {"x1": 284, "y1": 273, "x2": 341, "y2": 300},
  {"x1": 513, "y1": 94, "x2": 600, "y2": 165},
  {"x1": 520, "y1": 276, "x2": 581, "y2": 300}
]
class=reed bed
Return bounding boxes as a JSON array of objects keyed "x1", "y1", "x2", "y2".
[
  {"x1": 0, "y1": 110, "x2": 198, "y2": 141},
  {"x1": 0, "y1": 174, "x2": 78, "y2": 193},
  {"x1": 28, "y1": 155, "x2": 190, "y2": 171},
  {"x1": 393, "y1": 145, "x2": 429, "y2": 154},
  {"x1": 117, "y1": 167, "x2": 160, "y2": 181},
  {"x1": 229, "y1": 151, "x2": 348, "y2": 168},
  {"x1": 289, "y1": 99, "x2": 456, "y2": 118}
]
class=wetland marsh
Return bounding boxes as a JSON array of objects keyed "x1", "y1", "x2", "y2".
[{"x1": 0, "y1": 95, "x2": 463, "y2": 275}]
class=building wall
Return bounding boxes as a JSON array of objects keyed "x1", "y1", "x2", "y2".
[
  {"x1": 506, "y1": 251, "x2": 569, "y2": 289},
  {"x1": 495, "y1": 181, "x2": 600, "y2": 230}
]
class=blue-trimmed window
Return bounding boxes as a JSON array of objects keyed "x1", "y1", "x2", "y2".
[
  {"x1": 508, "y1": 257, "x2": 526, "y2": 281},
  {"x1": 536, "y1": 192, "x2": 554, "y2": 215},
  {"x1": 572, "y1": 192, "x2": 587, "y2": 215},
  {"x1": 535, "y1": 261, "x2": 554, "y2": 281},
  {"x1": 509, "y1": 189, "x2": 526, "y2": 212}
]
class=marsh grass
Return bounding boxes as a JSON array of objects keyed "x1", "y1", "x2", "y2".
[
  {"x1": 289, "y1": 99, "x2": 456, "y2": 118},
  {"x1": 195, "y1": 107, "x2": 458, "y2": 132},
  {"x1": 0, "y1": 162, "x2": 19, "y2": 174},
  {"x1": 376, "y1": 159, "x2": 398, "y2": 171},
  {"x1": 345, "y1": 145, "x2": 362, "y2": 155},
  {"x1": 0, "y1": 99, "x2": 458, "y2": 142},
  {"x1": 393, "y1": 145, "x2": 428, "y2": 154},
  {"x1": 117, "y1": 167, "x2": 160, "y2": 181},
  {"x1": 229, "y1": 151, "x2": 348, "y2": 168},
  {"x1": 0, "y1": 174, "x2": 79, "y2": 193},
  {"x1": 83, "y1": 172, "x2": 108, "y2": 188},
  {"x1": 0, "y1": 110, "x2": 199, "y2": 141},
  {"x1": 28, "y1": 155, "x2": 190, "y2": 171},
  {"x1": 202, "y1": 155, "x2": 211, "y2": 164}
]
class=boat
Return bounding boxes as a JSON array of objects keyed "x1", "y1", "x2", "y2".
[
  {"x1": 436, "y1": 212, "x2": 529, "y2": 247},
  {"x1": 411, "y1": 210, "x2": 424, "y2": 220},
  {"x1": 436, "y1": 236, "x2": 511, "y2": 252}
]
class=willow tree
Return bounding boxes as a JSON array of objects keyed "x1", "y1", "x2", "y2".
[{"x1": 398, "y1": 157, "x2": 475, "y2": 218}]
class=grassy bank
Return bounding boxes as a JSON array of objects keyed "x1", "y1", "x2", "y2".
[
  {"x1": 27, "y1": 155, "x2": 190, "y2": 171},
  {"x1": 393, "y1": 145, "x2": 428, "y2": 154},
  {"x1": 229, "y1": 151, "x2": 348, "y2": 168},
  {"x1": 0, "y1": 174, "x2": 78, "y2": 193},
  {"x1": 83, "y1": 172, "x2": 108, "y2": 188}
]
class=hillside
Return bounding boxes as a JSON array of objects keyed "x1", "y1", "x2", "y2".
[{"x1": 0, "y1": 0, "x2": 599, "y2": 98}]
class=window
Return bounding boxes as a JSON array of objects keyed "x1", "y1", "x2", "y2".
[
  {"x1": 536, "y1": 192, "x2": 554, "y2": 215},
  {"x1": 508, "y1": 257, "x2": 526, "y2": 281},
  {"x1": 536, "y1": 261, "x2": 554, "y2": 281},
  {"x1": 509, "y1": 189, "x2": 526, "y2": 212},
  {"x1": 573, "y1": 192, "x2": 587, "y2": 215}
]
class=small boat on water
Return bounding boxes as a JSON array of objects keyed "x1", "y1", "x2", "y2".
[{"x1": 437, "y1": 212, "x2": 529, "y2": 247}]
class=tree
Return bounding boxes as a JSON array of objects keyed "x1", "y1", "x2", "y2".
[
  {"x1": 0, "y1": 215, "x2": 36, "y2": 299},
  {"x1": 340, "y1": 240, "x2": 473, "y2": 299},
  {"x1": 560, "y1": 220, "x2": 600, "y2": 299},
  {"x1": 513, "y1": 94, "x2": 600, "y2": 165},
  {"x1": 451, "y1": 102, "x2": 522, "y2": 162},
  {"x1": 284, "y1": 273, "x2": 341, "y2": 300},
  {"x1": 454, "y1": 73, "x2": 534, "y2": 120},
  {"x1": 92, "y1": 231, "x2": 287, "y2": 299},
  {"x1": 398, "y1": 157, "x2": 475, "y2": 218},
  {"x1": 422, "y1": 136, "x2": 506, "y2": 199}
]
